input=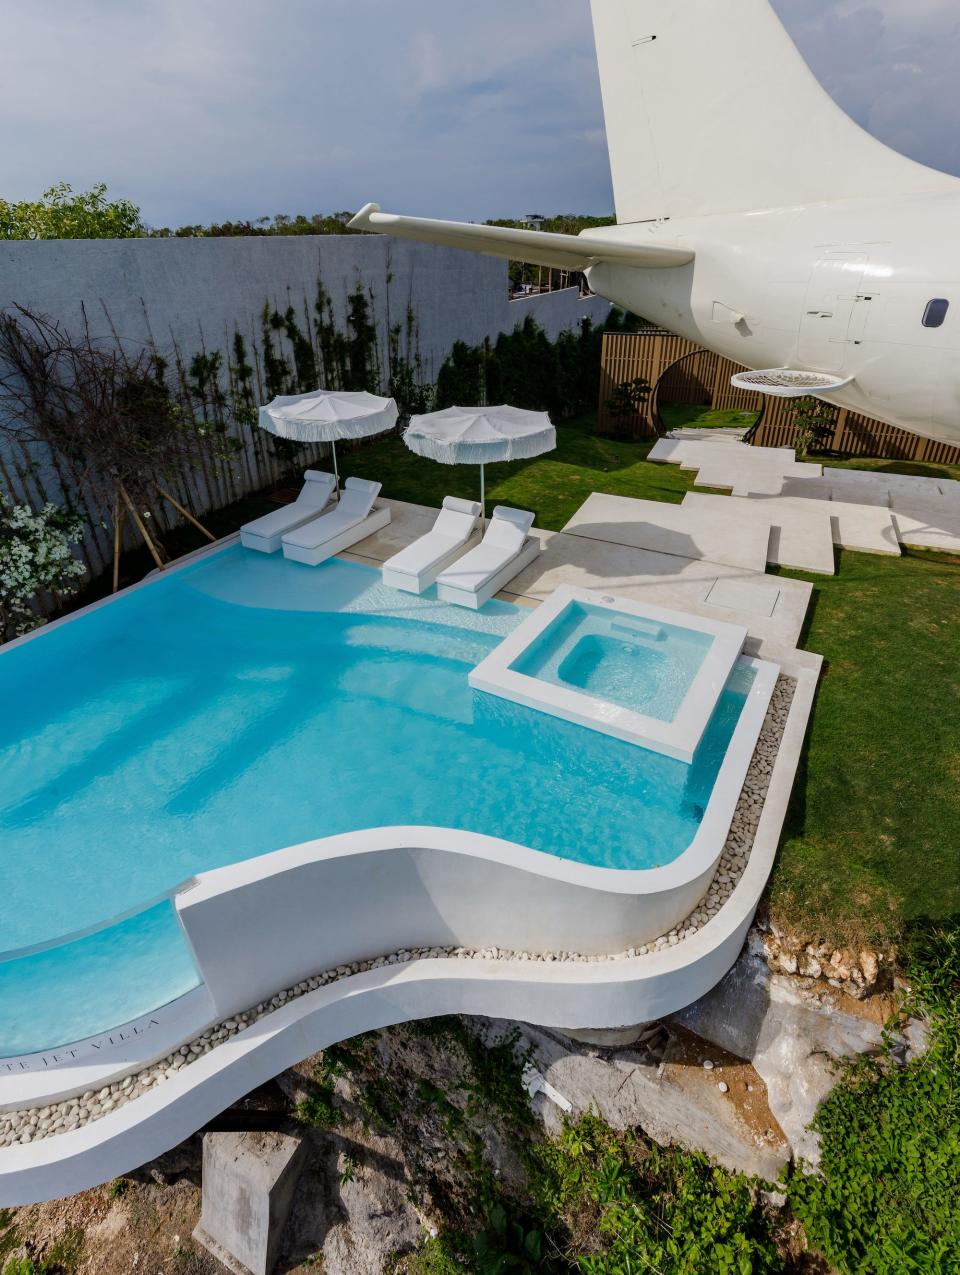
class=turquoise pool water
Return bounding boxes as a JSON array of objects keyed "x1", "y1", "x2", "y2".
[
  {"x1": 510, "y1": 601, "x2": 713, "y2": 722},
  {"x1": 0, "y1": 549, "x2": 752, "y2": 1057}
]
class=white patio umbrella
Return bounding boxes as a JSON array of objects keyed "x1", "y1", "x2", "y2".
[
  {"x1": 404, "y1": 405, "x2": 556, "y2": 529},
  {"x1": 258, "y1": 389, "x2": 399, "y2": 493}
]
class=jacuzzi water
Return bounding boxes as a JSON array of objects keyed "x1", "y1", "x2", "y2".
[
  {"x1": 510, "y1": 601, "x2": 713, "y2": 722},
  {"x1": 0, "y1": 548, "x2": 755, "y2": 1057}
]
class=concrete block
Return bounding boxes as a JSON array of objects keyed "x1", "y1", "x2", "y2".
[{"x1": 194, "y1": 1131, "x2": 307, "y2": 1275}]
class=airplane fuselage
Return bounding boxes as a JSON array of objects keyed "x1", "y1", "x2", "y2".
[{"x1": 585, "y1": 190, "x2": 960, "y2": 445}]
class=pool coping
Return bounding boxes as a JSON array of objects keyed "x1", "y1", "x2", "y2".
[{"x1": 468, "y1": 584, "x2": 749, "y2": 762}]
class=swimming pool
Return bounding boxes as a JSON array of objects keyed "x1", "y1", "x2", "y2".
[{"x1": 0, "y1": 547, "x2": 759, "y2": 1057}]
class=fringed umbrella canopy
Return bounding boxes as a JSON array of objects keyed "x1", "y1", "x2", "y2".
[
  {"x1": 258, "y1": 390, "x2": 398, "y2": 490},
  {"x1": 404, "y1": 406, "x2": 556, "y2": 527}
]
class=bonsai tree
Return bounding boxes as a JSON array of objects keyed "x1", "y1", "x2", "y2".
[
  {"x1": 606, "y1": 375, "x2": 652, "y2": 425},
  {"x1": 0, "y1": 306, "x2": 223, "y2": 589},
  {"x1": 0, "y1": 494, "x2": 86, "y2": 643}
]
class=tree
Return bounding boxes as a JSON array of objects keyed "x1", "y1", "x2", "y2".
[
  {"x1": 0, "y1": 495, "x2": 86, "y2": 643},
  {"x1": 0, "y1": 307, "x2": 222, "y2": 588},
  {"x1": 784, "y1": 394, "x2": 839, "y2": 455},
  {"x1": 606, "y1": 375, "x2": 652, "y2": 423},
  {"x1": 0, "y1": 183, "x2": 142, "y2": 240}
]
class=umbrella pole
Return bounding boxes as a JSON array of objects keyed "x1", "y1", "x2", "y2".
[
  {"x1": 331, "y1": 441, "x2": 340, "y2": 496},
  {"x1": 479, "y1": 463, "x2": 486, "y2": 534}
]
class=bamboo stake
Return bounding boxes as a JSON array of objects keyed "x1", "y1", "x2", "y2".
[
  {"x1": 153, "y1": 484, "x2": 217, "y2": 542},
  {"x1": 112, "y1": 491, "x2": 125, "y2": 593},
  {"x1": 118, "y1": 483, "x2": 165, "y2": 571}
]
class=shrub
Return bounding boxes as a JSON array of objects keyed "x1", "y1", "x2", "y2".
[
  {"x1": 0, "y1": 183, "x2": 142, "y2": 241},
  {"x1": 788, "y1": 920, "x2": 960, "y2": 1271},
  {"x1": 0, "y1": 495, "x2": 85, "y2": 643}
]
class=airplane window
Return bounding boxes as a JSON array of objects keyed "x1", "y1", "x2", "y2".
[{"x1": 922, "y1": 298, "x2": 949, "y2": 328}]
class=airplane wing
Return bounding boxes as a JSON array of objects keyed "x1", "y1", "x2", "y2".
[{"x1": 347, "y1": 204, "x2": 693, "y2": 271}]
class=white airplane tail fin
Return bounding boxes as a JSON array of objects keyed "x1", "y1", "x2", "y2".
[{"x1": 591, "y1": 0, "x2": 956, "y2": 223}]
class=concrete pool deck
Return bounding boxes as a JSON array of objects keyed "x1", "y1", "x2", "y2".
[{"x1": 344, "y1": 498, "x2": 814, "y2": 649}]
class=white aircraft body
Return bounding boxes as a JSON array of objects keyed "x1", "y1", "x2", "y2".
[{"x1": 351, "y1": 0, "x2": 960, "y2": 448}]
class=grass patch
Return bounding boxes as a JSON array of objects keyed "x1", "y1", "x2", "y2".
[
  {"x1": 341, "y1": 414, "x2": 695, "y2": 530},
  {"x1": 768, "y1": 549, "x2": 960, "y2": 944},
  {"x1": 659, "y1": 402, "x2": 760, "y2": 432},
  {"x1": 818, "y1": 453, "x2": 960, "y2": 483}
]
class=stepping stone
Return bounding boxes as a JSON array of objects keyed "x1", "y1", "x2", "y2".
[
  {"x1": 780, "y1": 477, "x2": 833, "y2": 501},
  {"x1": 891, "y1": 507, "x2": 960, "y2": 553},
  {"x1": 562, "y1": 492, "x2": 772, "y2": 572},
  {"x1": 683, "y1": 492, "x2": 835, "y2": 574},
  {"x1": 648, "y1": 438, "x2": 687, "y2": 463},
  {"x1": 938, "y1": 479, "x2": 960, "y2": 510},
  {"x1": 827, "y1": 480, "x2": 891, "y2": 508},
  {"x1": 740, "y1": 492, "x2": 900, "y2": 556}
]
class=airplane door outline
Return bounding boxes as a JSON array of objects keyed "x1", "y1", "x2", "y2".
[{"x1": 798, "y1": 252, "x2": 868, "y2": 372}]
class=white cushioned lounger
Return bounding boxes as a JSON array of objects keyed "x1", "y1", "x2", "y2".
[
  {"x1": 239, "y1": 470, "x2": 337, "y2": 554},
  {"x1": 381, "y1": 496, "x2": 481, "y2": 593},
  {"x1": 281, "y1": 477, "x2": 391, "y2": 566},
  {"x1": 435, "y1": 505, "x2": 540, "y2": 609}
]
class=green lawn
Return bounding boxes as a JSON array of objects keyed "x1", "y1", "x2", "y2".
[
  {"x1": 771, "y1": 551, "x2": 960, "y2": 945},
  {"x1": 341, "y1": 413, "x2": 696, "y2": 530},
  {"x1": 98, "y1": 415, "x2": 959, "y2": 948},
  {"x1": 818, "y1": 454, "x2": 960, "y2": 484},
  {"x1": 659, "y1": 403, "x2": 760, "y2": 432}
]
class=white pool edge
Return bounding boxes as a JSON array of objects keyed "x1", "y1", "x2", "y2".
[{"x1": 469, "y1": 584, "x2": 750, "y2": 762}]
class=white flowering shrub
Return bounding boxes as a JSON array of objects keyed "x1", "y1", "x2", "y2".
[{"x1": 0, "y1": 494, "x2": 86, "y2": 644}]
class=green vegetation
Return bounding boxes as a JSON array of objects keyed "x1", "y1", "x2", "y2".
[
  {"x1": 658, "y1": 403, "x2": 761, "y2": 431},
  {"x1": 771, "y1": 548, "x2": 960, "y2": 944},
  {"x1": 0, "y1": 183, "x2": 142, "y2": 241},
  {"x1": 345, "y1": 413, "x2": 695, "y2": 530},
  {"x1": 357, "y1": 924, "x2": 960, "y2": 1272},
  {"x1": 789, "y1": 922, "x2": 960, "y2": 1271},
  {"x1": 147, "y1": 210, "x2": 362, "y2": 238},
  {"x1": 360, "y1": 1018, "x2": 789, "y2": 1274},
  {"x1": 820, "y1": 454, "x2": 960, "y2": 484}
]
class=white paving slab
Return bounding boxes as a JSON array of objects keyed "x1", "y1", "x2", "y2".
[
  {"x1": 739, "y1": 492, "x2": 900, "y2": 556},
  {"x1": 780, "y1": 477, "x2": 833, "y2": 501},
  {"x1": 649, "y1": 439, "x2": 796, "y2": 469},
  {"x1": 891, "y1": 507, "x2": 960, "y2": 553},
  {"x1": 507, "y1": 529, "x2": 811, "y2": 647},
  {"x1": 826, "y1": 480, "x2": 891, "y2": 508},
  {"x1": 561, "y1": 491, "x2": 772, "y2": 572},
  {"x1": 682, "y1": 492, "x2": 835, "y2": 574}
]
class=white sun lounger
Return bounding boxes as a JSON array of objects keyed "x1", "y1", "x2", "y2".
[
  {"x1": 239, "y1": 470, "x2": 337, "y2": 553},
  {"x1": 380, "y1": 496, "x2": 481, "y2": 594},
  {"x1": 281, "y1": 476, "x2": 390, "y2": 566},
  {"x1": 436, "y1": 505, "x2": 540, "y2": 609}
]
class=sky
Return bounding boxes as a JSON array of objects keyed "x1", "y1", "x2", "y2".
[{"x1": 0, "y1": 0, "x2": 957, "y2": 228}]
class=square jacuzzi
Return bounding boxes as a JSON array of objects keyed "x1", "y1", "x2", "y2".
[{"x1": 469, "y1": 585, "x2": 748, "y2": 762}]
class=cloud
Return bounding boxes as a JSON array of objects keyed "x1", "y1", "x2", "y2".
[
  {"x1": 0, "y1": 0, "x2": 956, "y2": 226},
  {"x1": 771, "y1": 0, "x2": 960, "y2": 175}
]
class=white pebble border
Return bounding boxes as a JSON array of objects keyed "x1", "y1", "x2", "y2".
[{"x1": 0, "y1": 677, "x2": 795, "y2": 1150}]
